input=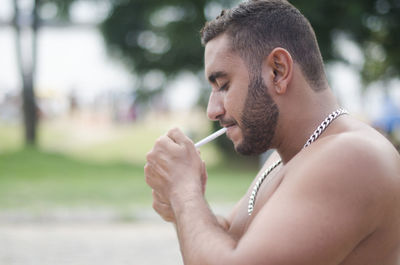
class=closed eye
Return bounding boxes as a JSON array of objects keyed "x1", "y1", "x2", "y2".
[{"x1": 219, "y1": 83, "x2": 229, "y2": 91}]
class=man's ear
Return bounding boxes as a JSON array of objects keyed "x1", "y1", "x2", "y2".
[{"x1": 262, "y1": 48, "x2": 293, "y2": 95}]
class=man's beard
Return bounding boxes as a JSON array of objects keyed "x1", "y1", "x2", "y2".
[{"x1": 236, "y1": 75, "x2": 279, "y2": 155}]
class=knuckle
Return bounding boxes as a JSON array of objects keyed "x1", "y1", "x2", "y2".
[
  {"x1": 184, "y1": 137, "x2": 193, "y2": 145},
  {"x1": 144, "y1": 163, "x2": 149, "y2": 173},
  {"x1": 170, "y1": 127, "x2": 179, "y2": 133},
  {"x1": 145, "y1": 174, "x2": 153, "y2": 187},
  {"x1": 155, "y1": 137, "x2": 162, "y2": 144},
  {"x1": 155, "y1": 136, "x2": 168, "y2": 148},
  {"x1": 152, "y1": 201, "x2": 161, "y2": 212},
  {"x1": 156, "y1": 135, "x2": 168, "y2": 144},
  {"x1": 155, "y1": 136, "x2": 166, "y2": 146},
  {"x1": 145, "y1": 151, "x2": 154, "y2": 161},
  {"x1": 163, "y1": 216, "x2": 173, "y2": 222},
  {"x1": 167, "y1": 127, "x2": 180, "y2": 137}
]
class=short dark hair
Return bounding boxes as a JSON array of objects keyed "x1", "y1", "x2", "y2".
[{"x1": 200, "y1": 0, "x2": 327, "y2": 91}]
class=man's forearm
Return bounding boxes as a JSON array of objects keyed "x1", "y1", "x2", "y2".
[{"x1": 171, "y1": 194, "x2": 237, "y2": 265}]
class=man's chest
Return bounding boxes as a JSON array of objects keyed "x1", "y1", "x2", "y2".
[{"x1": 228, "y1": 167, "x2": 286, "y2": 240}]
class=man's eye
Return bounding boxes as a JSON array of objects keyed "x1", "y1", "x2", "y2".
[{"x1": 219, "y1": 83, "x2": 229, "y2": 91}]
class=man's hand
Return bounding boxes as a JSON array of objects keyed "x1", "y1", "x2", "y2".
[
  {"x1": 145, "y1": 128, "x2": 208, "y2": 222},
  {"x1": 151, "y1": 162, "x2": 208, "y2": 223},
  {"x1": 152, "y1": 190, "x2": 175, "y2": 222}
]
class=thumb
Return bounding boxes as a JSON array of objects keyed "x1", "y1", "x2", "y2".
[
  {"x1": 167, "y1": 127, "x2": 193, "y2": 146},
  {"x1": 201, "y1": 160, "x2": 208, "y2": 194}
]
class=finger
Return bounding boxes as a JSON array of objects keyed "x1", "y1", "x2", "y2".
[
  {"x1": 167, "y1": 127, "x2": 193, "y2": 146},
  {"x1": 201, "y1": 161, "x2": 208, "y2": 194},
  {"x1": 147, "y1": 135, "x2": 176, "y2": 155},
  {"x1": 153, "y1": 200, "x2": 174, "y2": 222},
  {"x1": 144, "y1": 163, "x2": 162, "y2": 189},
  {"x1": 144, "y1": 163, "x2": 152, "y2": 185},
  {"x1": 201, "y1": 161, "x2": 208, "y2": 180},
  {"x1": 152, "y1": 190, "x2": 169, "y2": 204},
  {"x1": 144, "y1": 163, "x2": 152, "y2": 176},
  {"x1": 157, "y1": 135, "x2": 174, "y2": 146},
  {"x1": 152, "y1": 193, "x2": 174, "y2": 222},
  {"x1": 153, "y1": 135, "x2": 175, "y2": 152},
  {"x1": 155, "y1": 206, "x2": 174, "y2": 222}
]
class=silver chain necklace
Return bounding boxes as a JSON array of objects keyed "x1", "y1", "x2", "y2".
[{"x1": 248, "y1": 108, "x2": 349, "y2": 215}]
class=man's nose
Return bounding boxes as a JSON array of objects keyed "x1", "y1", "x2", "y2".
[{"x1": 207, "y1": 92, "x2": 225, "y2": 121}]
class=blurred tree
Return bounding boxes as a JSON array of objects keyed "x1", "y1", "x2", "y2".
[
  {"x1": 102, "y1": 0, "x2": 400, "y2": 97},
  {"x1": 10, "y1": 0, "x2": 90, "y2": 146},
  {"x1": 291, "y1": 0, "x2": 400, "y2": 86},
  {"x1": 12, "y1": 0, "x2": 40, "y2": 145},
  {"x1": 100, "y1": 0, "x2": 226, "y2": 103}
]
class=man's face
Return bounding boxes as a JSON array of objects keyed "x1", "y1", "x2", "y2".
[{"x1": 204, "y1": 34, "x2": 279, "y2": 155}]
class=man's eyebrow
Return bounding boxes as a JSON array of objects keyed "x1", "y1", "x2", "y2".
[{"x1": 208, "y1": 71, "x2": 228, "y2": 84}]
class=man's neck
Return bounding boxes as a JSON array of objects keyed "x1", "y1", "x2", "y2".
[{"x1": 274, "y1": 97, "x2": 339, "y2": 164}]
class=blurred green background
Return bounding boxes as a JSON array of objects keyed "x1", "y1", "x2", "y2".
[
  {"x1": 0, "y1": 0, "x2": 399, "y2": 264},
  {"x1": 1, "y1": 0, "x2": 399, "y2": 224},
  {"x1": 0, "y1": 114, "x2": 257, "y2": 220}
]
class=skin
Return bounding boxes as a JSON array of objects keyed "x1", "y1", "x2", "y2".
[{"x1": 145, "y1": 33, "x2": 400, "y2": 265}]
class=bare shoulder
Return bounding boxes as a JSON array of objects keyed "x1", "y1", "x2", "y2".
[
  {"x1": 286, "y1": 125, "x2": 400, "y2": 225},
  {"x1": 235, "y1": 127, "x2": 400, "y2": 264},
  {"x1": 301, "y1": 126, "x2": 400, "y2": 183}
]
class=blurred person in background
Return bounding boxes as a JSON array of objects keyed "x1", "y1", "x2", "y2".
[{"x1": 145, "y1": 0, "x2": 400, "y2": 264}]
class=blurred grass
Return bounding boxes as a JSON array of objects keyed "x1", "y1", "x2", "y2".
[
  {"x1": 0, "y1": 123, "x2": 24, "y2": 151},
  {"x1": 34, "y1": 111, "x2": 224, "y2": 166},
  {"x1": 0, "y1": 118, "x2": 257, "y2": 216},
  {"x1": 0, "y1": 147, "x2": 255, "y2": 213},
  {"x1": 0, "y1": 147, "x2": 147, "y2": 209}
]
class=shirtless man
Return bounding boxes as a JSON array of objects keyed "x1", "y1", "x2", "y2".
[{"x1": 144, "y1": 0, "x2": 400, "y2": 264}]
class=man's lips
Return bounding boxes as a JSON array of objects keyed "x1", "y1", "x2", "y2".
[
  {"x1": 220, "y1": 121, "x2": 236, "y2": 128},
  {"x1": 220, "y1": 122, "x2": 238, "y2": 138}
]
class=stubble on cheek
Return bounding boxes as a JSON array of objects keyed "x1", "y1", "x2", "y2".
[{"x1": 236, "y1": 77, "x2": 279, "y2": 155}]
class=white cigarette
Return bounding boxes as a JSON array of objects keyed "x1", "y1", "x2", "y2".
[{"x1": 194, "y1": 127, "x2": 227, "y2": 148}]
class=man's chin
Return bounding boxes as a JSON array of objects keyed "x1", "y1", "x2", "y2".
[{"x1": 235, "y1": 142, "x2": 267, "y2": 156}]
